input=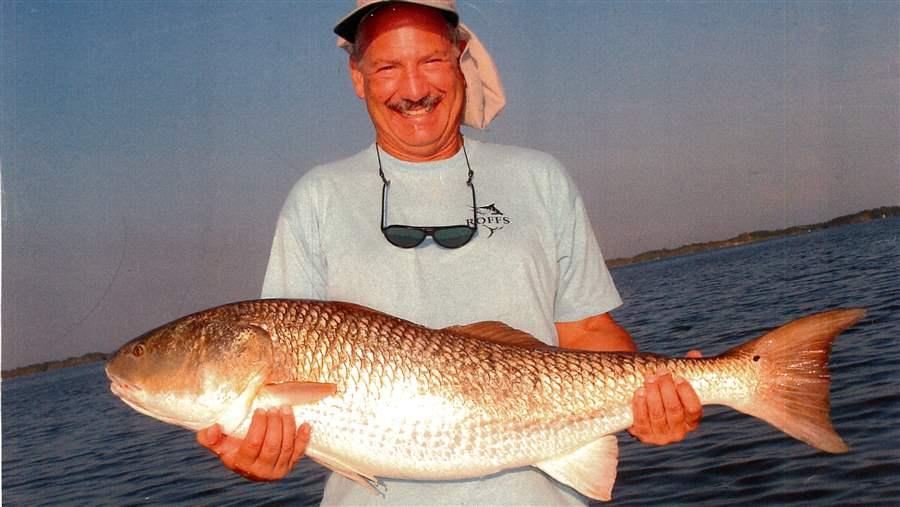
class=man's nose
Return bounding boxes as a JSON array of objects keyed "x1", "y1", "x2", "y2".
[{"x1": 397, "y1": 66, "x2": 429, "y2": 102}]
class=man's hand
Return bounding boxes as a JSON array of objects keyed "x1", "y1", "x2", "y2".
[
  {"x1": 196, "y1": 407, "x2": 309, "y2": 481},
  {"x1": 628, "y1": 351, "x2": 703, "y2": 445}
]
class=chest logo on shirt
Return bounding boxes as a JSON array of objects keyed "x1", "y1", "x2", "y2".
[{"x1": 469, "y1": 203, "x2": 511, "y2": 238}]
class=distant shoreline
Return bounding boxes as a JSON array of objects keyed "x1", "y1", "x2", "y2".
[
  {"x1": 606, "y1": 205, "x2": 899, "y2": 268},
  {"x1": 2, "y1": 352, "x2": 111, "y2": 380},
  {"x1": 4, "y1": 205, "x2": 897, "y2": 380}
]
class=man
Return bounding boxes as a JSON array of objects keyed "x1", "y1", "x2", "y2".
[{"x1": 198, "y1": 1, "x2": 702, "y2": 504}]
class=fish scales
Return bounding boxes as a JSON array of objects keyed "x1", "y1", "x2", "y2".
[
  {"x1": 107, "y1": 299, "x2": 863, "y2": 501},
  {"x1": 234, "y1": 302, "x2": 773, "y2": 469},
  {"x1": 192, "y1": 301, "x2": 645, "y2": 473},
  {"x1": 285, "y1": 303, "x2": 600, "y2": 472}
]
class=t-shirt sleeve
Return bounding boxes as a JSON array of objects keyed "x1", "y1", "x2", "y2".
[
  {"x1": 261, "y1": 174, "x2": 328, "y2": 299},
  {"x1": 551, "y1": 163, "x2": 623, "y2": 323}
]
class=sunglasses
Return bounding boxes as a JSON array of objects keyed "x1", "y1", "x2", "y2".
[{"x1": 377, "y1": 144, "x2": 478, "y2": 249}]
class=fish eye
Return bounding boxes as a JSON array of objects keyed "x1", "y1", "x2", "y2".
[{"x1": 132, "y1": 344, "x2": 145, "y2": 357}]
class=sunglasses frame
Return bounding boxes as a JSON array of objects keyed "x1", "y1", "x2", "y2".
[{"x1": 377, "y1": 144, "x2": 478, "y2": 249}]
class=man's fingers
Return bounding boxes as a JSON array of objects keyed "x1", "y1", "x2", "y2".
[
  {"x1": 235, "y1": 409, "x2": 270, "y2": 470},
  {"x1": 629, "y1": 387, "x2": 651, "y2": 437},
  {"x1": 258, "y1": 408, "x2": 285, "y2": 473},
  {"x1": 273, "y1": 407, "x2": 296, "y2": 474},
  {"x1": 656, "y1": 369, "x2": 686, "y2": 431},
  {"x1": 643, "y1": 374, "x2": 669, "y2": 437},
  {"x1": 196, "y1": 408, "x2": 308, "y2": 481},
  {"x1": 676, "y1": 377, "x2": 703, "y2": 429},
  {"x1": 629, "y1": 365, "x2": 704, "y2": 446},
  {"x1": 196, "y1": 424, "x2": 223, "y2": 449},
  {"x1": 197, "y1": 424, "x2": 243, "y2": 457},
  {"x1": 291, "y1": 423, "x2": 312, "y2": 469}
]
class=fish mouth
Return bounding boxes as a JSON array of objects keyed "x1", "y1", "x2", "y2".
[
  {"x1": 106, "y1": 368, "x2": 136, "y2": 399},
  {"x1": 107, "y1": 374, "x2": 152, "y2": 416},
  {"x1": 106, "y1": 369, "x2": 206, "y2": 429},
  {"x1": 106, "y1": 369, "x2": 141, "y2": 405}
]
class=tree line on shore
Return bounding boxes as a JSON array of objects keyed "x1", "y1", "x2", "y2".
[
  {"x1": 2, "y1": 352, "x2": 110, "y2": 379},
  {"x1": 607, "y1": 205, "x2": 899, "y2": 267}
]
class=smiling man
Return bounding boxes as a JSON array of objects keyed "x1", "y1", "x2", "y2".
[
  {"x1": 197, "y1": 1, "x2": 702, "y2": 504},
  {"x1": 349, "y1": 3, "x2": 467, "y2": 161}
]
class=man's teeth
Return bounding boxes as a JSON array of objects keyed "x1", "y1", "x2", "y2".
[{"x1": 400, "y1": 108, "x2": 432, "y2": 117}]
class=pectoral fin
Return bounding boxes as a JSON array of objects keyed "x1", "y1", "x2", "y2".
[
  {"x1": 260, "y1": 381, "x2": 337, "y2": 405},
  {"x1": 535, "y1": 435, "x2": 619, "y2": 501}
]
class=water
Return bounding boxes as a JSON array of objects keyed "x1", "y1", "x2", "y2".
[
  {"x1": 3, "y1": 218, "x2": 899, "y2": 506},
  {"x1": 609, "y1": 218, "x2": 900, "y2": 505}
]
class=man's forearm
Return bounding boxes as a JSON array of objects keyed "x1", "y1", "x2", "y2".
[{"x1": 556, "y1": 313, "x2": 637, "y2": 352}]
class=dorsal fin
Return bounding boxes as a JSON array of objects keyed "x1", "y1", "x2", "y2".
[
  {"x1": 332, "y1": 300, "x2": 391, "y2": 317},
  {"x1": 444, "y1": 321, "x2": 552, "y2": 349}
]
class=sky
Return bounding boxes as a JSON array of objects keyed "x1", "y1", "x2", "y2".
[{"x1": 2, "y1": 0, "x2": 898, "y2": 369}]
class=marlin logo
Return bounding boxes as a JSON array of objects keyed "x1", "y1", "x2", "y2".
[
  {"x1": 471, "y1": 203, "x2": 511, "y2": 238},
  {"x1": 478, "y1": 204, "x2": 504, "y2": 216}
]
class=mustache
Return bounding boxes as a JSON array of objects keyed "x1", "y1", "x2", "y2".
[{"x1": 388, "y1": 95, "x2": 443, "y2": 113}]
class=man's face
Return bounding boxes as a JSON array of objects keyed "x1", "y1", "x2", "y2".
[{"x1": 350, "y1": 5, "x2": 466, "y2": 161}]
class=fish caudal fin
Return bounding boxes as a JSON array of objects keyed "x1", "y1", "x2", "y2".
[
  {"x1": 535, "y1": 435, "x2": 619, "y2": 501},
  {"x1": 728, "y1": 308, "x2": 865, "y2": 453}
]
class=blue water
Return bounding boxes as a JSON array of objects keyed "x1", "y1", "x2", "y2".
[{"x1": 4, "y1": 218, "x2": 899, "y2": 506}]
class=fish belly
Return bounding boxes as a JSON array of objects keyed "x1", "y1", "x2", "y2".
[{"x1": 288, "y1": 377, "x2": 636, "y2": 480}]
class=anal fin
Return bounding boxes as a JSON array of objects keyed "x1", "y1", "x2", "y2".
[{"x1": 535, "y1": 435, "x2": 619, "y2": 502}]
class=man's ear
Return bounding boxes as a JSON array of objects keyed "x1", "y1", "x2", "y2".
[{"x1": 349, "y1": 57, "x2": 366, "y2": 100}]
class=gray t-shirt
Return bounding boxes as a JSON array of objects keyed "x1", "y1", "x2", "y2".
[{"x1": 262, "y1": 139, "x2": 622, "y2": 505}]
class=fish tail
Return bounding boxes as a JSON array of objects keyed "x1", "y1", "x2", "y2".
[{"x1": 726, "y1": 308, "x2": 865, "y2": 453}]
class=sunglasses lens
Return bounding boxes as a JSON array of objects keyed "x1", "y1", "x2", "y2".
[
  {"x1": 383, "y1": 226, "x2": 427, "y2": 248},
  {"x1": 433, "y1": 227, "x2": 475, "y2": 249}
]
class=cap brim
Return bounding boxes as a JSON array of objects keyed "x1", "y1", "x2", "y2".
[{"x1": 334, "y1": 1, "x2": 459, "y2": 43}]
